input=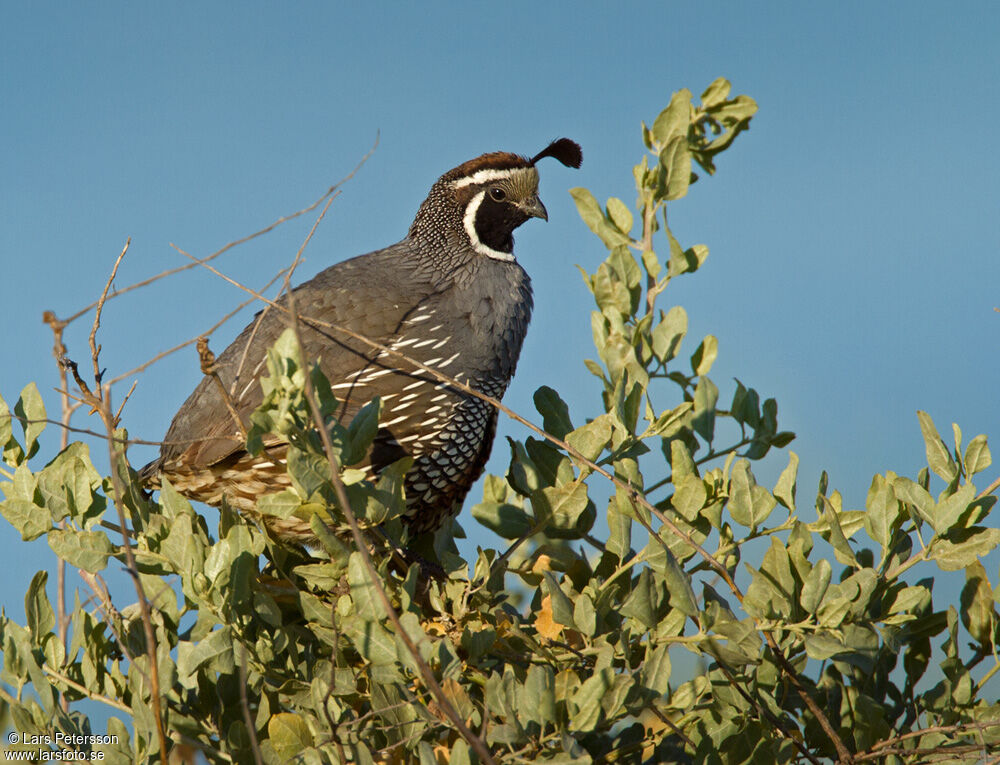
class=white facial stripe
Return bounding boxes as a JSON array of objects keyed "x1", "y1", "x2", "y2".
[
  {"x1": 462, "y1": 190, "x2": 516, "y2": 262},
  {"x1": 451, "y1": 168, "x2": 518, "y2": 188}
]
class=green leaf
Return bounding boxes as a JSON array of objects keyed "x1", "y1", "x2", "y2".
[
  {"x1": 646, "y1": 402, "x2": 692, "y2": 439},
  {"x1": 25, "y1": 571, "x2": 55, "y2": 643},
  {"x1": 0, "y1": 497, "x2": 51, "y2": 541},
  {"x1": 822, "y1": 499, "x2": 859, "y2": 568},
  {"x1": 448, "y1": 740, "x2": 471, "y2": 765},
  {"x1": 534, "y1": 386, "x2": 574, "y2": 439},
  {"x1": 917, "y1": 411, "x2": 958, "y2": 482},
  {"x1": 573, "y1": 594, "x2": 597, "y2": 636},
  {"x1": 704, "y1": 614, "x2": 761, "y2": 666},
  {"x1": 606, "y1": 492, "x2": 633, "y2": 561},
  {"x1": 888, "y1": 585, "x2": 930, "y2": 615},
  {"x1": 758, "y1": 538, "x2": 796, "y2": 616},
  {"x1": 932, "y1": 482, "x2": 976, "y2": 534},
  {"x1": 608, "y1": 246, "x2": 642, "y2": 313},
  {"x1": 669, "y1": 440, "x2": 696, "y2": 482},
  {"x1": 691, "y1": 376, "x2": 718, "y2": 442},
  {"x1": 701, "y1": 77, "x2": 732, "y2": 107},
  {"x1": 660, "y1": 545, "x2": 698, "y2": 617},
  {"x1": 344, "y1": 397, "x2": 381, "y2": 465},
  {"x1": 592, "y1": 263, "x2": 632, "y2": 316},
  {"x1": 659, "y1": 135, "x2": 692, "y2": 201},
  {"x1": 471, "y1": 501, "x2": 533, "y2": 539},
  {"x1": 47, "y1": 529, "x2": 114, "y2": 573},
  {"x1": 800, "y1": 559, "x2": 831, "y2": 614},
  {"x1": 774, "y1": 451, "x2": 798, "y2": 511},
  {"x1": 522, "y1": 665, "x2": 557, "y2": 728},
  {"x1": 532, "y1": 481, "x2": 589, "y2": 534},
  {"x1": 865, "y1": 474, "x2": 899, "y2": 548},
  {"x1": 963, "y1": 434, "x2": 991, "y2": 477},
  {"x1": 0, "y1": 394, "x2": 17, "y2": 463},
  {"x1": 931, "y1": 527, "x2": 1000, "y2": 571},
  {"x1": 268, "y1": 713, "x2": 314, "y2": 761},
  {"x1": 14, "y1": 383, "x2": 46, "y2": 459},
  {"x1": 639, "y1": 642, "x2": 672, "y2": 696},
  {"x1": 294, "y1": 562, "x2": 344, "y2": 591},
  {"x1": 803, "y1": 633, "x2": 849, "y2": 661},
  {"x1": 565, "y1": 414, "x2": 612, "y2": 463},
  {"x1": 343, "y1": 618, "x2": 398, "y2": 665},
  {"x1": 524, "y1": 439, "x2": 574, "y2": 488},
  {"x1": 271, "y1": 327, "x2": 303, "y2": 370},
  {"x1": 256, "y1": 488, "x2": 302, "y2": 519},
  {"x1": 621, "y1": 568, "x2": 659, "y2": 628},
  {"x1": 570, "y1": 188, "x2": 631, "y2": 249},
  {"x1": 651, "y1": 306, "x2": 687, "y2": 362},
  {"x1": 893, "y1": 476, "x2": 935, "y2": 525},
  {"x1": 606, "y1": 197, "x2": 634, "y2": 235},
  {"x1": 960, "y1": 562, "x2": 995, "y2": 645},
  {"x1": 176, "y1": 627, "x2": 235, "y2": 688},
  {"x1": 672, "y1": 475, "x2": 708, "y2": 521},
  {"x1": 542, "y1": 571, "x2": 578, "y2": 630},
  {"x1": 690, "y1": 335, "x2": 718, "y2": 376},
  {"x1": 728, "y1": 460, "x2": 776, "y2": 530},
  {"x1": 641, "y1": 249, "x2": 661, "y2": 280},
  {"x1": 309, "y1": 362, "x2": 340, "y2": 423},
  {"x1": 651, "y1": 89, "x2": 692, "y2": 145},
  {"x1": 348, "y1": 552, "x2": 387, "y2": 621},
  {"x1": 683, "y1": 244, "x2": 709, "y2": 273},
  {"x1": 570, "y1": 668, "x2": 613, "y2": 732},
  {"x1": 286, "y1": 446, "x2": 333, "y2": 502}
]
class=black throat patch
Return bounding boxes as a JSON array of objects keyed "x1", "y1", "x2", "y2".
[{"x1": 473, "y1": 194, "x2": 527, "y2": 254}]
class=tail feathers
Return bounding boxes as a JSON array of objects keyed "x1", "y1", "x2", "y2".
[{"x1": 137, "y1": 458, "x2": 163, "y2": 489}]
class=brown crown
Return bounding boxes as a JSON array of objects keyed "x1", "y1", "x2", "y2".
[{"x1": 442, "y1": 152, "x2": 531, "y2": 182}]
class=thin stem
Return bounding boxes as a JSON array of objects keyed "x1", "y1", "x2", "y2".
[
  {"x1": 43, "y1": 310, "x2": 74, "y2": 715},
  {"x1": 238, "y1": 646, "x2": 264, "y2": 765},
  {"x1": 976, "y1": 473, "x2": 1000, "y2": 499},
  {"x1": 66, "y1": 240, "x2": 170, "y2": 758},
  {"x1": 42, "y1": 664, "x2": 131, "y2": 714}
]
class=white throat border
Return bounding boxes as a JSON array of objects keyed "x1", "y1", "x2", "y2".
[{"x1": 462, "y1": 190, "x2": 516, "y2": 262}]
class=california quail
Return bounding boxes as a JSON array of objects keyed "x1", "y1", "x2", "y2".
[{"x1": 140, "y1": 139, "x2": 582, "y2": 541}]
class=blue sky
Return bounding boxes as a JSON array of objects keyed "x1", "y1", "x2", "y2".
[{"x1": 2, "y1": 2, "x2": 998, "y2": 642}]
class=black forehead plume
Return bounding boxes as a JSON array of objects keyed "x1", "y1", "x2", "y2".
[{"x1": 530, "y1": 138, "x2": 583, "y2": 169}]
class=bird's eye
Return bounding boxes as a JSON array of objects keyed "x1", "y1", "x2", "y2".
[{"x1": 489, "y1": 187, "x2": 506, "y2": 202}]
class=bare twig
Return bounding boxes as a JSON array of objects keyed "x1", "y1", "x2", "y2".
[
  {"x1": 63, "y1": 242, "x2": 170, "y2": 759},
  {"x1": 107, "y1": 271, "x2": 288, "y2": 386},
  {"x1": 647, "y1": 705, "x2": 698, "y2": 753},
  {"x1": 88, "y1": 240, "x2": 130, "y2": 386},
  {"x1": 859, "y1": 719, "x2": 1000, "y2": 758},
  {"x1": 0, "y1": 412, "x2": 229, "y2": 449},
  {"x1": 199, "y1": 336, "x2": 247, "y2": 440},
  {"x1": 57, "y1": 179, "x2": 352, "y2": 329},
  {"x1": 238, "y1": 646, "x2": 264, "y2": 765},
  {"x1": 113, "y1": 379, "x2": 138, "y2": 424},
  {"x1": 765, "y1": 633, "x2": 853, "y2": 763},
  {"x1": 854, "y1": 742, "x2": 994, "y2": 763},
  {"x1": 42, "y1": 310, "x2": 77, "y2": 715},
  {"x1": 77, "y1": 570, "x2": 136, "y2": 666},
  {"x1": 42, "y1": 664, "x2": 131, "y2": 714},
  {"x1": 976, "y1": 473, "x2": 1000, "y2": 500}
]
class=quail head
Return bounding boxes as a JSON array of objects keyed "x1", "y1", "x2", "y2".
[{"x1": 140, "y1": 138, "x2": 583, "y2": 542}]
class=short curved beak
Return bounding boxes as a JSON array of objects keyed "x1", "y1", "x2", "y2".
[{"x1": 519, "y1": 194, "x2": 548, "y2": 221}]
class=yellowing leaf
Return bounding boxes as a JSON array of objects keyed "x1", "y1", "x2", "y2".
[
  {"x1": 531, "y1": 554, "x2": 554, "y2": 574},
  {"x1": 535, "y1": 595, "x2": 563, "y2": 641}
]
